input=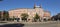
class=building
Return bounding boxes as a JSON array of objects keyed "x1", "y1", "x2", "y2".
[
  {"x1": 0, "y1": 11, "x2": 4, "y2": 18},
  {"x1": 0, "y1": 11, "x2": 1, "y2": 18},
  {"x1": 43, "y1": 11, "x2": 51, "y2": 21},
  {"x1": 8, "y1": 4, "x2": 51, "y2": 22},
  {"x1": 0, "y1": 11, "x2": 9, "y2": 18}
]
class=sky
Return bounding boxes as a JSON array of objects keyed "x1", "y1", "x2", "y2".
[{"x1": 0, "y1": 0, "x2": 60, "y2": 16}]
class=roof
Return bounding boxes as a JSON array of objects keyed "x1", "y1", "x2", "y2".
[{"x1": 9, "y1": 8, "x2": 34, "y2": 11}]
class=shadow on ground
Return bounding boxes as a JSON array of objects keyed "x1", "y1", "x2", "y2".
[{"x1": 0, "y1": 23, "x2": 24, "y2": 27}]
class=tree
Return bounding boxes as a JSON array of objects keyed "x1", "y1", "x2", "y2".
[
  {"x1": 21, "y1": 13, "x2": 29, "y2": 22},
  {"x1": 51, "y1": 15, "x2": 58, "y2": 21},
  {"x1": 51, "y1": 13, "x2": 60, "y2": 21},
  {"x1": 0, "y1": 11, "x2": 1, "y2": 18},
  {"x1": 0, "y1": 11, "x2": 2, "y2": 21},
  {"x1": 33, "y1": 13, "x2": 40, "y2": 22},
  {"x1": 57, "y1": 13, "x2": 60, "y2": 20},
  {"x1": 0, "y1": 0, "x2": 3, "y2": 1},
  {"x1": 3, "y1": 11, "x2": 9, "y2": 21}
]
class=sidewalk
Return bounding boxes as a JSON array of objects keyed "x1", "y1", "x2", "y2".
[
  {"x1": 7, "y1": 21, "x2": 57, "y2": 24},
  {"x1": 0, "y1": 21, "x2": 58, "y2": 25}
]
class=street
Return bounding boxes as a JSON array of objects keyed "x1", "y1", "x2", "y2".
[
  {"x1": 0, "y1": 21, "x2": 60, "y2": 27},
  {"x1": 24, "y1": 21, "x2": 58, "y2": 27}
]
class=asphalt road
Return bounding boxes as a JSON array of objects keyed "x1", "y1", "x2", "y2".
[
  {"x1": 0, "y1": 21, "x2": 60, "y2": 27},
  {"x1": 24, "y1": 22, "x2": 58, "y2": 27}
]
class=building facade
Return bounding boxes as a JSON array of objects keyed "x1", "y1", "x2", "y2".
[{"x1": 9, "y1": 4, "x2": 51, "y2": 22}]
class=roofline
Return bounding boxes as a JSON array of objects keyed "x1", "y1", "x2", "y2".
[{"x1": 8, "y1": 8, "x2": 34, "y2": 11}]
